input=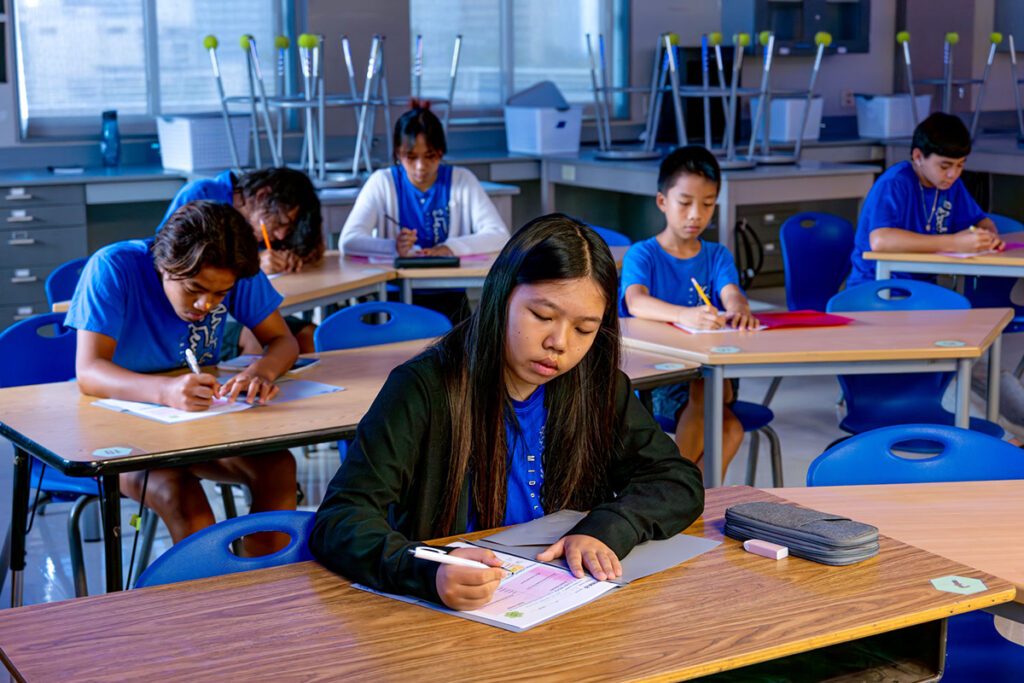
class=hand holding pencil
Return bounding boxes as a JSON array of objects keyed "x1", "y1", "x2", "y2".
[{"x1": 683, "y1": 278, "x2": 725, "y2": 330}]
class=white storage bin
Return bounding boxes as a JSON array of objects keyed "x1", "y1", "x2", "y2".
[
  {"x1": 855, "y1": 94, "x2": 931, "y2": 139},
  {"x1": 504, "y1": 105, "x2": 583, "y2": 155},
  {"x1": 156, "y1": 114, "x2": 251, "y2": 171},
  {"x1": 749, "y1": 96, "x2": 823, "y2": 142}
]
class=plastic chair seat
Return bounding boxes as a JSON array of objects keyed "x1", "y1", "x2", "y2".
[{"x1": 729, "y1": 401, "x2": 774, "y2": 431}]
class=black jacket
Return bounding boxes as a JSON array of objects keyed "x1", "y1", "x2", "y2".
[{"x1": 310, "y1": 349, "x2": 705, "y2": 603}]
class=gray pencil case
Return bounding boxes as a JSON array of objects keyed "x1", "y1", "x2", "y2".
[{"x1": 724, "y1": 501, "x2": 879, "y2": 566}]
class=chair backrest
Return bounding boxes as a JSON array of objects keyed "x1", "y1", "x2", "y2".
[
  {"x1": 826, "y1": 280, "x2": 969, "y2": 424},
  {"x1": 44, "y1": 257, "x2": 88, "y2": 307},
  {"x1": 0, "y1": 313, "x2": 77, "y2": 388},
  {"x1": 134, "y1": 510, "x2": 317, "y2": 588},
  {"x1": 314, "y1": 301, "x2": 452, "y2": 352},
  {"x1": 587, "y1": 224, "x2": 631, "y2": 247},
  {"x1": 988, "y1": 213, "x2": 1024, "y2": 235},
  {"x1": 779, "y1": 212, "x2": 855, "y2": 312},
  {"x1": 826, "y1": 278, "x2": 970, "y2": 313},
  {"x1": 807, "y1": 424, "x2": 1024, "y2": 485}
]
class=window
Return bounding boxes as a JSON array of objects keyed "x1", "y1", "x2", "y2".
[
  {"x1": 13, "y1": 0, "x2": 280, "y2": 138},
  {"x1": 410, "y1": 0, "x2": 624, "y2": 117}
]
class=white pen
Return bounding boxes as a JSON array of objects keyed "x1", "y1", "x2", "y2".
[
  {"x1": 184, "y1": 348, "x2": 202, "y2": 375},
  {"x1": 409, "y1": 546, "x2": 492, "y2": 569}
]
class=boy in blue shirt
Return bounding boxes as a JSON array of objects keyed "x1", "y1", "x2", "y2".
[
  {"x1": 847, "y1": 112, "x2": 1002, "y2": 287},
  {"x1": 68, "y1": 200, "x2": 300, "y2": 555},
  {"x1": 620, "y1": 145, "x2": 757, "y2": 479}
]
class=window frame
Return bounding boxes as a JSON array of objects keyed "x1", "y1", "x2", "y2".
[{"x1": 11, "y1": 0, "x2": 287, "y2": 140}]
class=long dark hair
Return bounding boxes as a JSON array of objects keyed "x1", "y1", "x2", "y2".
[
  {"x1": 433, "y1": 213, "x2": 621, "y2": 534},
  {"x1": 153, "y1": 200, "x2": 259, "y2": 280}
]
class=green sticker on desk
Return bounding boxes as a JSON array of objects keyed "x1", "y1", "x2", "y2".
[
  {"x1": 654, "y1": 362, "x2": 688, "y2": 371},
  {"x1": 931, "y1": 575, "x2": 987, "y2": 595},
  {"x1": 711, "y1": 346, "x2": 741, "y2": 354},
  {"x1": 934, "y1": 340, "x2": 965, "y2": 347}
]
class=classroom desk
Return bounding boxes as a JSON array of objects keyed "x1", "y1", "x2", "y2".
[
  {"x1": 770, "y1": 481, "x2": 1024, "y2": 625},
  {"x1": 1, "y1": 341, "x2": 698, "y2": 603},
  {"x1": 0, "y1": 486, "x2": 1013, "y2": 682},
  {"x1": 272, "y1": 251, "x2": 396, "y2": 316},
  {"x1": 620, "y1": 308, "x2": 1013, "y2": 489},
  {"x1": 867, "y1": 231, "x2": 1024, "y2": 280},
  {"x1": 392, "y1": 245, "x2": 630, "y2": 304},
  {"x1": 540, "y1": 154, "x2": 878, "y2": 252}
]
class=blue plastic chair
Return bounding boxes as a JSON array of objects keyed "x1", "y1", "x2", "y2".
[
  {"x1": 965, "y1": 214, "x2": 1024, "y2": 355},
  {"x1": 44, "y1": 257, "x2": 88, "y2": 308},
  {"x1": 586, "y1": 225, "x2": 632, "y2": 247},
  {"x1": 315, "y1": 302, "x2": 453, "y2": 461},
  {"x1": 779, "y1": 212, "x2": 854, "y2": 312},
  {"x1": 0, "y1": 313, "x2": 104, "y2": 596},
  {"x1": 654, "y1": 400, "x2": 783, "y2": 486},
  {"x1": 807, "y1": 424, "x2": 1024, "y2": 680},
  {"x1": 314, "y1": 301, "x2": 453, "y2": 352},
  {"x1": 826, "y1": 280, "x2": 1002, "y2": 442},
  {"x1": 135, "y1": 510, "x2": 316, "y2": 588}
]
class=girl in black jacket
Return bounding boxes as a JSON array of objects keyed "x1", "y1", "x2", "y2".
[{"x1": 310, "y1": 213, "x2": 705, "y2": 610}]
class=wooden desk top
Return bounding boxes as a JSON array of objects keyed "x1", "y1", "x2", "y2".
[
  {"x1": 621, "y1": 309, "x2": 1012, "y2": 366},
  {"x1": 394, "y1": 245, "x2": 630, "y2": 280},
  {"x1": 272, "y1": 251, "x2": 396, "y2": 309},
  {"x1": 864, "y1": 231, "x2": 1024, "y2": 267},
  {"x1": 0, "y1": 486, "x2": 1011, "y2": 682},
  {"x1": 0, "y1": 342, "x2": 697, "y2": 477},
  {"x1": 771, "y1": 481, "x2": 1024, "y2": 602}
]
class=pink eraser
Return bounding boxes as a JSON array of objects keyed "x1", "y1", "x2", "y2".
[{"x1": 743, "y1": 539, "x2": 788, "y2": 560}]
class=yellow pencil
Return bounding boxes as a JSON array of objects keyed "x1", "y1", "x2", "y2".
[
  {"x1": 690, "y1": 278, "x2": 714, "y2": 308},
  {"x1": 260, "y1": 220, "x2": 273, "y2": 250}
]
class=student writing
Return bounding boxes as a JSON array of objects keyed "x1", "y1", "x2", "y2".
[
  {"x1": 619, "y1": 145, "x2": 757, "y2": 480},
  {"x1": 68, "y1": 200, "x2": 299, "y2": 554},
  {"x1": 159, "y1": 166, "x2": 324, "y2": 352},
  {"x1": 339, "y1": 102, "x2": 510, "y2": 259},
  {"x1": 310, "y1": 214, "x2": 704, "y2": 610},
  {"x1": 846, "y1": 112, "x2": 1002, "y2": 287}
]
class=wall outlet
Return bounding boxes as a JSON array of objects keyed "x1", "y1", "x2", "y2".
[{"x1": 840, "y1": 89, "x2": 855, "y2": 109}]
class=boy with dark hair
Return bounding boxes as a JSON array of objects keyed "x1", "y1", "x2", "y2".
[
  {"x1": 619, "y1": 145, "x2": 757, "y2": 480},
  {"x1": 69, "y1": 200, "x2": 299, "y2": 554},
  {"x1": 160, "y1": 167, "x2": 323, "y2": 352},
  {"x1": 846, "y1": 112, "x2": 1002, "y2": 287}
]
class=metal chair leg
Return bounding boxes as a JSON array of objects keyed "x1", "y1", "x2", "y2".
[
  {"x1": 132, "y1": 508, "x2": 159, "y2": 582},
  {"x1": 67, "y1": 495, "x2": 97, "y2": 597},
  {"x1": 762, "y1": 425, "x2": 783, "y2": 487},
  {"x1": 220, "y1": 484, "x2": 239, "y2": 520},
  {"x1": 744, "y1": 432, "x2": 761, "y2": 486}
]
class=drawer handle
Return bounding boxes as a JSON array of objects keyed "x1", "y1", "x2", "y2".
[
  {"x1": 7, "y1": 238, "x2": 36, "y2": 246},
  {"x1": 10, "y1": 276, "x2": 39, "y2": 283},
  {"x1": 6, "y1": 215, "x2": 35, "y2": 223},
  {"x1": 4, "y1": 193, "x2": 33, "y2": 201},
  {"x1": 13, "y1": 312, "x2": 36, "y2": 321}
]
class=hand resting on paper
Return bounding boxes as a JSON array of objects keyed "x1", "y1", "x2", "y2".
[
  {"x1": 434, "y1": 547, "x2": 507, "y2": 610},
  {"x1": 218, "y1": 369, "x2": 280, "y2": 405},
  {"x1": 160, "y1": 372, "x2": 222, "y2": 412},
  {"x1": 536, "y1": 534, "x2": 623, "y2": 581}
]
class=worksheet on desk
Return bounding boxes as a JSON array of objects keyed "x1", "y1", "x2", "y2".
[{"x1": 353, "y1": 542, "x2": 620, "y2": 632}]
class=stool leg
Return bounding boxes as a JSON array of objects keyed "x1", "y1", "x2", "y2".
[
  {"x1": 68, "y1": 495, "x2": 96, "y2": 597},
  {"x1": 762, "y1": 425, "x2": 783, "y2": 487},
  {"x1": 744, "y1": 432, "x2": 761, "y2": 486}
]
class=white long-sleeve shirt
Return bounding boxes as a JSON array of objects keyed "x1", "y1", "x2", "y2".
[{"x1": 339, "y1": 166, "x2": 511, "y2": 257}]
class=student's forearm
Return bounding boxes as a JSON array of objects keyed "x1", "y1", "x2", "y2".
[
  {"x1": 249, "y1": 334, "x2": 299, "y2": 380},
  {"x1": 625, "y1": 291, "x2": 689, "y2": 323},
  {"x1": 719, "y1": 286, "x2": 749, "y2": 314},
  {"x1": 868, "y1": 228, "x2": 962, "y2": 253},
  {"x1": 76, "y1": 358, "x2": 174, "y2": 404}
]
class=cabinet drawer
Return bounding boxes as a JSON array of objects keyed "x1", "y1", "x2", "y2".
[
  {"x1": 0, "y1": 302, "x2": 51, "y2": 330},
  {"x1": 0, "y1": 184, "x2": 85, "y2": 208},
  {"x1": 2, "y1": 204, "x2": 87, "y2": 228},
  {"x1": 0, "y1": 266, "x2": 51, "y2": 304},
  {"x1": 0, "y1": 227, "x2": 87, "y2": 267}
]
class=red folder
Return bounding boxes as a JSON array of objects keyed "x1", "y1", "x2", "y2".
[{"x1": 754, "y1": 310, "x2": 854, "y2": 329}]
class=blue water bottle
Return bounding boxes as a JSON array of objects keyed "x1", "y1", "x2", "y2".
[{"x1": 100, "y1": 110, "x2": 120, "y2": 167}]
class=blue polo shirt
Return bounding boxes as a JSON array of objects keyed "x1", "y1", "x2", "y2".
[
  {"x1": 619, "y1": 237, "x2": 742, "y2": 317},
  {"x1": 66, "y1": 239, "x2": 282, "y2": 373},
  {"x1": 847, "y1": 161, "x2": 987, "y2": 287},
  {"x1": 391, "y1": 164, "x2": 452, "y2": 248}
]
